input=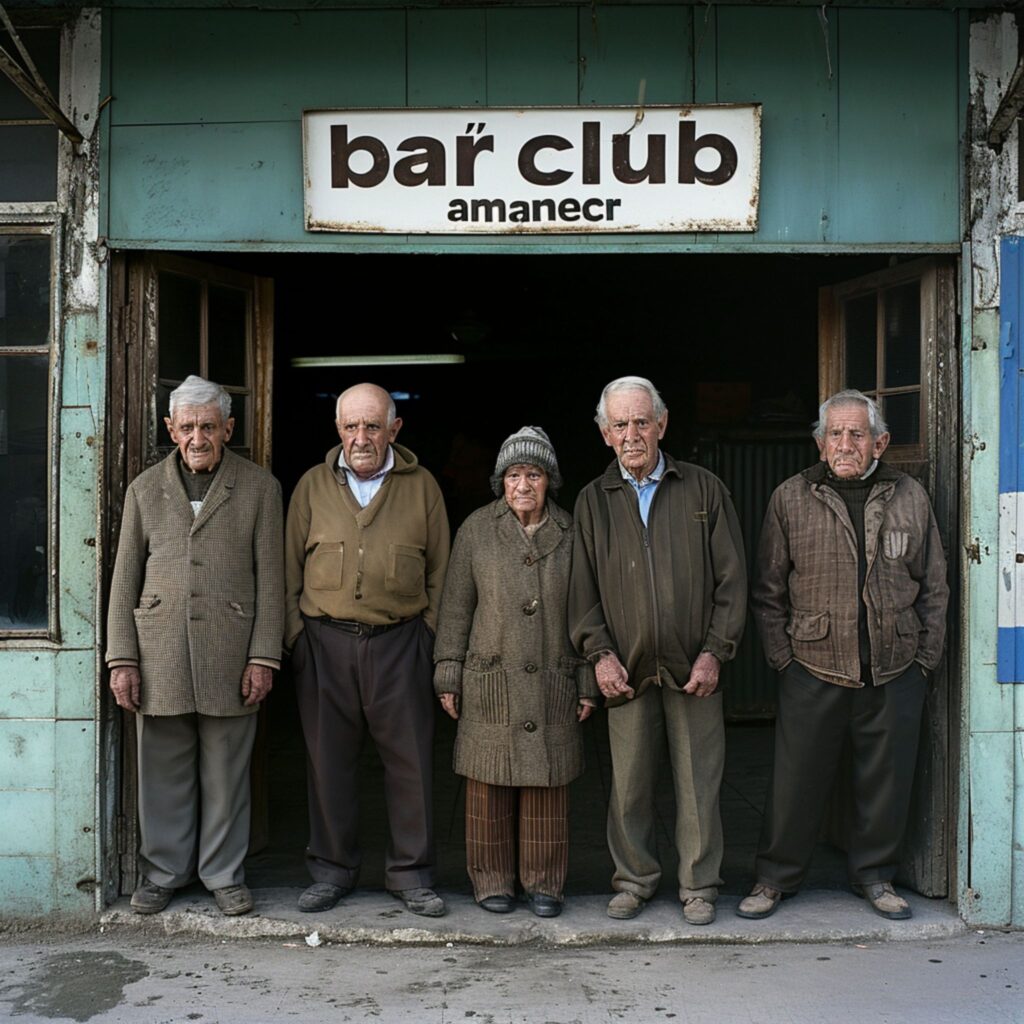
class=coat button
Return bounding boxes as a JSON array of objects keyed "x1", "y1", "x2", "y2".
[
  {"x1": 524, "y1": 556, "x2": 533, "y2": 566},
  {"x1": 523, "y1": 721, "x2": 536, "y2": 732},
  {"x1": 525, "y1": 663, "x2": 537, "y2": 673},
  {"x1": 522, "y1": 600, "x2": 538, "y2": 616}
]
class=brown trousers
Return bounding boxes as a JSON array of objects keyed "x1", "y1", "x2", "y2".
[
  {"x1": 465, "y1": 778, "x2": 569, "y2": 901},
  {"x1": 294, "y1": 614, "x2": 436, "y2": 891}
]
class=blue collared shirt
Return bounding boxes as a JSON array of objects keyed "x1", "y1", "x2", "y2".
[
  {"x1": 339, "y1": 445, "x2": 394, "y2": 508},
  {"x1": 620, "y1": 450, "x2": 665, "y2": 526}
]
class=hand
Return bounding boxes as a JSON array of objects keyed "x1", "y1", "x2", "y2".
[
  {"x1": 241, "y1": 663, "x2": 274, "y2": 706},
  {"x1": 577, "y1": 699, "x2": 596, "y2": 722},
  {"x1": 110, "y1": 666, "x2": 141, "y2": 711},
  {"x1": 439, "y1": 693, "x2": 460, "y2": 719},
  {"x1": 595, "y1": 652, "x2": 634, "y2": 700},
  {"x1": 683, "y1": 651, "x2": 720, "y2": 697}
]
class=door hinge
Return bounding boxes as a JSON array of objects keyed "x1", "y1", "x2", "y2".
[{"x1": 966, "y1": 539, "x2": 982, "y2": 564}]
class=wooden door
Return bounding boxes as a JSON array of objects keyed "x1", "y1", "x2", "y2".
[
  {"x1": 106, "y1": 253, "x2": 274, "y2": 895},
  {"x1": 818, "y1": 258, "x2": 959, "y2": 897}
]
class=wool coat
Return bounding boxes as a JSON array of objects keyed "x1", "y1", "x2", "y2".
[
  {"x1": 433, "y1": 499, "x2": 599, "y2": 788},
  {"x1": 105, "y1": 448, "x2": 285, "y2": 716},
  {"x1": 752, "y1": 461, "x2": 949, "y2": 686}
]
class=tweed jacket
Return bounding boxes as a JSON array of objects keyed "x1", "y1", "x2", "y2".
[
  {"x1": 569, "y1": 453, "x2": 747, "y2": 707},
  {"x1": 284, "y1": 442, "x2": 450, "y2": 648},
  {"x1": 105, "y1": 449, "x2": 285, "y2": 716},
  {"x1": 433, "y1": 499, "x2": 599, "y2": 788},
  {"x1": 752, "y1": 461, "x2": 949, "y2": 687}
]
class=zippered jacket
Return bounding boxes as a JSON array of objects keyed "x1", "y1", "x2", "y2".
[
  {"x1": 752, "y1": 461, "x2": 949, "y2": 687},
  {"x1": 569, "y1": 453, "x2": 747, "y2": 707}
]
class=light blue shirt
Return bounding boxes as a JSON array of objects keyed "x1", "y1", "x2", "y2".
[
  {"x1": 339, "y1": 445, "x2": 394, "y2": 508},
  {"x1": 620, "y1": 450, "x2": 665, "y2": 526}
]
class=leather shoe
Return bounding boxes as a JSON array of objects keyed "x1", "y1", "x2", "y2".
[
  {"x1": 736, "y1": 883, "x2": 783, "y2": 919},
  {"x1": 682, "y1": 896, "x2": 716, "y2": 925},
  {"x1": 526, "y1": 893, "x2": 562, "y2": 918},
  {"x1": 854, "y1": 881, "x2": 911, "y2": 920},
  {"x1": 389, "y1": 887, "x2": 446, "y2": 917},
  {"x1": 130, "y1": 877, "x2": 174, "y2": 915},
  {"x1": 607, "y1": 891, "x2": 646, "y2": 920},
  {"x1": 478, "y1": 894, "x2": 514, "y2": 914},
  {"x1": 213, "y1": 884, "x2": 253, "y2": 916},
  {"x1": 298, "y1": 882, "x2": 352, "y2": 913}
]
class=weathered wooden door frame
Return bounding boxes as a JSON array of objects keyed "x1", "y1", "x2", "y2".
[
  {"x1": 818, "y1": 257, "x2": 960, "y2": 898},
  {"x1": 104, "y1": 252, "x2": 274, "y2": 896}
]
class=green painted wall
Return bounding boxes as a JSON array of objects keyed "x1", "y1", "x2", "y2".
[{"x1": 103, "y1": 5, "x2": 963, "y2": 251}]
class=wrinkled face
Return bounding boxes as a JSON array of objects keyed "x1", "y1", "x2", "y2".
[
  {"x1": 503, "y1": 463, "x2": 549, "y2": 523},
  {"x1": 165, "y1": 402, "x2": 233, "y2": 473},
  {"x1": 817, "y1": 402, "x2": 890, "y2": 479},
  {"x1": 600, "y1": 388, "x2": 667, "y2": 481},
  {"x1": 336, "y1": 388, "x2": 402, "y2": 479}
]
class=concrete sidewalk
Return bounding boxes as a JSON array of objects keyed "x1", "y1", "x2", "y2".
[{"x1": 98, "y1": 886, "x2": 965, "y2": 946}]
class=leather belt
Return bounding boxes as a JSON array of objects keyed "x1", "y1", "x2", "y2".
[{"x1": 318, "y1": 615, "x2": 406, "y2": 638}]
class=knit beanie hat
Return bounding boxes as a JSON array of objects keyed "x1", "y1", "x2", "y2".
[{"x1": 490, "y1": 426, "x2": 562, "y2": 496}]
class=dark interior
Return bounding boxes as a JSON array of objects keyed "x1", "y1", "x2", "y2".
[{"x1": 213, "y1": 250, "x2": 896, "y2": 896}]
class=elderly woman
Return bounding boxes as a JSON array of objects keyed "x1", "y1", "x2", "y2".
[{"x1": 434, "y1": 426, "x2": 599, "y2": 917}]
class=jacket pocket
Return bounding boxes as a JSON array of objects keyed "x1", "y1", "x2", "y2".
[
  {"x1": 462, "y1": 662, "x2": 509, "y2": 725},
  {"x1": 786, "y1": 609, "x2": 830, "y2": 642},
  {"x1": 306, "y1": 541, "x2": 344, "y2": 591},
  {"x1": 386, "y1": 543, "x2": 425, "y2": 598},
  {"x1": 544, "y1": 670, "x2": 578, "y2": 725},
  {"x1": 133, "y1": 593, "x2": 162, "y2": 614}
]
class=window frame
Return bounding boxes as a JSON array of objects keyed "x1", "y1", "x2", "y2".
[
  {"x1": 0, "y1": 216, "x2": 62, "y2": 642},
  {"x1": 820, "y1": 258, "x2": 939, "y2": 464}
]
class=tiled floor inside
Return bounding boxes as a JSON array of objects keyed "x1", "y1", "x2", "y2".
[{"x1": 244, "y1": 680, "x2": 848, "y2": 897}]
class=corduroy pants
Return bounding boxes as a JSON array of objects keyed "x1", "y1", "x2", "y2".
[
  {"x1": 754, "y1": 661, "x2": 928, "y2": 892},
  {"x1": 464, "y1": 778, "x2": 569, "y2": 901},
  {"x1": 607, "y1": 685, "x2": 725, "y2": 903},
  {"x1": 295, "y1": 614, "x2": 436, "y2": 892},
  {"x1": 136, "y1": 711, "x2": 258, "y2": 891}
]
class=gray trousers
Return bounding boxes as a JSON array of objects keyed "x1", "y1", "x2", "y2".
[
  {"x1": 754, "y1": 661, "x2": 928, "y2": 892},
  {"x1": 136, "y1": 712, "x2": 258, "y2": 891},
  {"x1": 607, "y1": 685, "x2": 725, "y2": 902},
  {"x1": 294, "y1": 614, "x2": 436, "y2": 891}
]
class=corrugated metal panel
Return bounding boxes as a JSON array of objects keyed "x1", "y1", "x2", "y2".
[{"x1": 696, "y1": 435, "x2": 816, "y2": 719}]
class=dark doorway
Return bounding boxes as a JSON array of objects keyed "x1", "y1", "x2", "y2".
[{"x1": 233, "y1": 250, "x2": 914, "y2": 899}]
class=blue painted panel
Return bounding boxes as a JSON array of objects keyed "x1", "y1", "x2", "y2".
[
  {"x1": 59, "y1": 409, "x2": 99, "y2": 648},
  {"x1": 0, "y1": 856, "x2": 55, "y2": 917},
  {"x1": 54, "y1": 720, "x2": 96, "y2": 908},
  {"x1": 835, "y1": 9, "x2": 959, "y2": 243},
  {"x1": 0, "y1": 790, "x2": 54, "y2": 857},
  {"x1": 485, "y1": 8, "x2": 578, "y2": 106},
  {"x1": 717, "y1": 6, "x2": 836, "y2": 244},
  {"x1": 998, "y1": 236, "x2": 1024, "y2": 682},
  {"x1": 110, "y1": 10, "x2": 407, "y2": 124},
  {"x1": 108, "y1": 122, "x2": 304, "y2": 244},
  {"x1": 0, "y1": 720, "x2": 55, "y2": 789},
  {"x1": 55, "y1": 649, "x2": 95, "y2": 721},
  {"x1": 0, "y1": 652, "x2": 55, "y2": 719},
  {"x1": 408, "y1": 9, "x2": 486, "y2": 106}
]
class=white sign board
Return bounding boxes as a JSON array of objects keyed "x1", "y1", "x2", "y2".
[{"x1": 303, "y1": 106, "x2": 760, "y2": 235}]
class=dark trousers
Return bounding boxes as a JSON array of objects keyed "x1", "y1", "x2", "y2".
[
  {"x1": 464, "y1": 778, "x2": 569, "y2": 902},
  {"x1": 754, "y1": 661, "x2": 928, "y2": 892},
  {"x1": 294, "y1": 614, "x2": 436, "y2": 891}
]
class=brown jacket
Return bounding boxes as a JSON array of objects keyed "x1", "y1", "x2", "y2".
[
  {"x1": 105, "y1": 449, "x2": 285, "y2": 717},
  {"x1": 569, "y1": 454, "x2": 747, "y2": 706},
  {"x1": 285, "y1": 442, "x2": 449, "y2": 648},
  {"x1": 433, "y1": 499, "x2": 598, "y2": 787},
  {"x1": 752, "y1": 462, "x2": 949, "y2": 686}
]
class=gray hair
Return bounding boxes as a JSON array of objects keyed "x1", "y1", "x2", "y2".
[
  {"x1": 813, "y1": 389, "x2": 888, "y2": 441},
  {"x1": 168, "y1": 375, "x2": 231, "y2": 422},
  {"x1": 334, "y1": 387, "x2": 397, "y2": 427},
  {"x1": 594, "y1": 376, "x2": 668, "y2": 428}
]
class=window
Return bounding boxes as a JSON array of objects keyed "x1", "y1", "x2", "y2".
[
  {"x1": 149, "y1": 257, "x2": 256, "y2": 461},
  {"x1": 822, "y1": 260, "x2": 942, "y2": 463},
  {"x1": 0, "y1": 230, "x2": 53, "y2": 632}
]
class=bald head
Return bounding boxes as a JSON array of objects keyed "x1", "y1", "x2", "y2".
[{"x1": 335, "y1": 383, "x2": 402, "y2": 479}]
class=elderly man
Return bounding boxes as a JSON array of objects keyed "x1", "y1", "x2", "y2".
[
  {"x1": 106, "y1": 375, "x2": 284, "y2": 916},
  {"x1": 569, "y1": 376, "x2": 747, "y2": 925},
  {"x1": 738, "y1": 389, "x2": 948, "y2": 921},
  {"x1": 285, "y1": 383, "x2": 450, "y2": 916}
]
